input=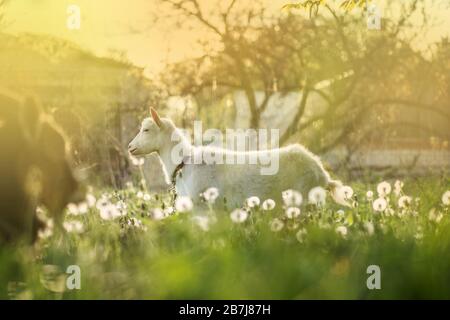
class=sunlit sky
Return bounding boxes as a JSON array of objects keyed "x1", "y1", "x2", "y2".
[{"x1": 3, "y1": 0, "x2": 450, "y2": 77}]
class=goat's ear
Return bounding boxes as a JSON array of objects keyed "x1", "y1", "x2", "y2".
[
  {"x1": 150, "y1": 107, "x2": 163, "y2": 128},
  {"x1": 21, "y1": 97, "x2": 42, "y2": 141}
]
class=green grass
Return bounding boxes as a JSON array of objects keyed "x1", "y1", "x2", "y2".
[{"x1": 1, "y1": 177, "x2": 449, "y2": 299}]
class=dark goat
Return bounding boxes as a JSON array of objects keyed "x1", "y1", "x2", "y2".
[{"x1": 0, "y1": 91, "x2": 80, "y2": 243}]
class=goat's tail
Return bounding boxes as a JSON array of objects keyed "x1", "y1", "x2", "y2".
[{"x1": 327, "y1": 179, "x2": 351, "y2": 207}]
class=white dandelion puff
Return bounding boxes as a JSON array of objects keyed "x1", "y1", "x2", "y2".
[
  {"x1": 364, "y1": 221, "x2": 375, "y2": 236},
  {"x1": 442, "y1": 190, "x2": 450, "y2": 206},
  {"x1": 336, "y1": 209, "x2": 345, "y2": 219},
  {"x1": 143, "y1": 193, "x2": 151, "y2": 201},
  {"x1": 308, "y1": 187, "x2": 326, "y2": 206},
  {"x1": 202, "y1": 187, "x2": 219, "y2": 204},
  {"x1": 116, "y1": 200, "x2": 127, "y2": 211},
  {"x1": 285, "y1": 207, "x2": 301, "y2": 219},
  {"x1": 164, "y1": 206, "x2": 175, "y2": 216},
  {"x1": 262, "y1": 199, "x2": 276, "y2": 211},
  {"x1": 335, "y1": 225, "x2": 348, "y2": 237},
  {"x1": 66, "y1": 203, "x2": 79, "y2": 215},
  {"x1": 270, "y1": 218, "x2": 284, "y2": 232},
  {"x1": 373, "y1": 198, "x2": 388, "y2": 212},
  {"x1": 230, "y1": 209, "x2": 248, "y2": 223},
  {"x1": 398, "y1": 195, "x2": 412, "y2": 209},
  {"x1": 95, "y1": 196, "x2": 110, "y2": 211},
  {"x1": 77, "y1": 202, "x2": 89, "y2": 215},
  {"x1": 63, "y1": 221, "x2": 84, "y2": 234},
  {"x1": 394, "y1": 180, "x2": 403, "y2": 196},
  {"x1": 99, "y1": 204, "x2": 122, "y2": 220},
  {"x1": 246, "y1": 196, "x2": 260, "y2": 208},
  {"x1": 340, "y1": 185, "x2": 354, "y2": 200},
  {"x1": 282, "y1": 189, "x2": 303, "y2": 207},
  {"x1": 127, "y1": 217, "x2": 143, "y2": 228},
  {"x1": 175, "y1": 196, "x2": 193, "y2": 213},
  {"x1": 151, "y1": 208, "x2": 165, "y2": 220},
  {"x1": 38, "y1": 220, "x2": 54, "y2": 239},
  {"x1": 137, "y1": 191, "x2": 144, "y2": 199},
  {"x1": 366, "y1": 190, "x2": 374, "y2": 201},
  {"x1": 377, "y1": 181, "x2": 392, "y2": 197}
]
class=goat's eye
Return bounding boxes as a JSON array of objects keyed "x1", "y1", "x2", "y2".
[{"x1": 143, "y1": 129, "x2": 149, "y2": 133}]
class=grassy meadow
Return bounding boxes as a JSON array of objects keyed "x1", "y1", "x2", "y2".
[{"x1": 1, "y1": 176, "x2": 449, "y2": 300}]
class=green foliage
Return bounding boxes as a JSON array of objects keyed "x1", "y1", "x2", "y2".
[{"x1": 1, "y1": 178, "x2": 449, "y2": 299}]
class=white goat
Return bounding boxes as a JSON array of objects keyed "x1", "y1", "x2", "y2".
[{"x1": 128, "y1": 108, "x2": 348, "y2": 208}]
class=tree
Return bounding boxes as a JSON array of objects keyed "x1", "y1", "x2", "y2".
[{"x1": 153, "y1": 0, "x2": 448, "y2": 159}]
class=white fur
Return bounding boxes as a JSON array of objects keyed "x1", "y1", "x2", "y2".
[{"x1": 128, "y1": 115, "x2": 348, "y2": 208}]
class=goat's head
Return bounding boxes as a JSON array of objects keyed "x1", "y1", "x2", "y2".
[{"x1": 128, "y1": 107, "x2": 169, "y2": 156}]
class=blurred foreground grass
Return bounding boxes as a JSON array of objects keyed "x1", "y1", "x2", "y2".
[{"x1": 1, "y1": 177, "x2": 450, "y2": 299}]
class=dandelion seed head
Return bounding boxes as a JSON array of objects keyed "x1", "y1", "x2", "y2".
[
  {"x1": 95, "y1": 197, "x2": 110, "y2": 210},
  {"x1": 270, "y1": 218, "x2": 284, "y2": 232},
  {"x1": 230, "y1": 209, "x2": 248, "y2": 223},
  {"x1": 164, "y1": 206, "x2": 174, "y2": 216},
  {"x1": 373, "y1": 198, "x2": 387, "y2": 212},
  {"x1": 77, "y1": 202, "x2": 89, "y2": 214},
  {"x1": 377, "y1": 181, "x2": 392, "y2": 197},
  {"x1": 38, "y1": 221, "x2": 53, "y2": 239},
  {"x1": 364, "y1": 221, "x2": 374, "y2": 236},
  {"x1": 116, "y1": 200, "x2": 127, "y2": 211},
  {"x1": 398, "y1": 195, "x2": 412, "y2": 209},
  {"x1": 127, "y1": 217, "x2": 143, "y2": 228},
  {"x1": 336, "y1": 209, "x2": 345, "y2": 219},
  {"x1": 296, "y1": 228, "x2": 307, "y2": 243},
  {"x1": 285, "y1": 207, "x2": 301, "y2": 219},
  {"x1": 246, "y1": 196, "x2": 260, "y2": 208},
  {"x1": 340, "y1": 185, "x2": 354, "y2": 200},
  {"x1": 175, "y1": 196, "x2": 193, "y2": 213},
  {"x1": 262, "y1": 199, "x2": 276, "y2": 211},
  {"x1": 335, "y1": 226, "x2": 348, "y2": 237},
  {"x1": 366, "y1": 190, "x2": 374, "y2": 200},
  {"x1": 151, "y1": 208, "x2": 165, "y2": 220},
  {"x1": 99, "y1": 204, "x2": 122, "y2": 220},
  {"x1": 63, "y1": 221, "x2": 84, "y2": 234},
  {"x1": 282, "y1": 189, "x2": 303, "y2": 207},
  {"x1": 394, "y1": 180, "x2": 403, "y2": 196},
  {"x1": 308, "y1": 186, "x2": 326, "y2": 206},
  {"x1": 67, "y1": 203, "x2": 79, "y2": 215},
  {"x1": 202, "y1": 187, "x2": 219, "y2": 204}
]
